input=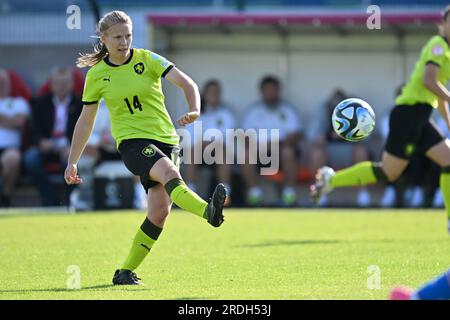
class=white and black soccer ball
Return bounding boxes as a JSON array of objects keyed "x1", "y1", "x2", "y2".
[{"x1": 331, "y1": 98, "x2": 375, "y2": 142}]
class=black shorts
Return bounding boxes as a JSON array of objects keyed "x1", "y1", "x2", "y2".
[
  {"x1": 118, "y1": 139, "x2": 181, "y2": 192},
  {"x1": 385, "y1": 103, "x2": 444, "y2": 159}
]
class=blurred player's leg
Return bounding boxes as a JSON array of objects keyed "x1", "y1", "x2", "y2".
[
  {"x1": 390, "y1": 270, "x2": 450, "y2": 300},
  {"x1": 439, "y1": 166, "x2": 450, "y2": 231},
  {"x1": 425, "y1": 139, "x2": 450, "y2": 232},
  {"x1": 332, "y1": 153, "x2": 408, "y2": 187},
  {"x1": 352, "y1": 143, "x2": 372, "y2": 207},
  {"x1": 416, "y1": 270, "x2": 450, "y2": 300},
  {"x1": 241, "y1": 141, "x2": 262, "y2": 206},
  {"x1": 311, "y1": 152, "x2": 408, "y2": 204},
  {"x1": 280, "y1": 142, "x2": 298, "y2": 206}
]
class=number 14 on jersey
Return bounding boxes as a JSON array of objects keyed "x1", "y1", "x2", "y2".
[{"x1": 124, "y1": 96, "x2": 142, "y2": 115}]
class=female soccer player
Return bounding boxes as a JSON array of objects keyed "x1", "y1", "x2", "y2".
[
  {"x1": 311, "y1": 6, "x2": 450, "y2": 231},
  {"x1": 64, "y1": 11, "x2": 226, "y2": 285}
]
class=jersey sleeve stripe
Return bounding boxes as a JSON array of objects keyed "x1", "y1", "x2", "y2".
[
  {"x1": 82, "y1": 100, "x2": 98, "y2": 105},
  {"x1": 425, "y1": 60, "x2": 440, "y2": 67},
  {"x1": 161, "y1": 65, "x2": 175, "y2": 78}
]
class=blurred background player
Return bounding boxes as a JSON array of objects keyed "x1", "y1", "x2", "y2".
[
  {"x1": 379, "y1": 86, "x2": 441, "y2": 208},
  {"x1": 182, "y1": 79, "x2": 236, "y2": 205},
  {"x1": 0, "y1": 69, "x2": 30, "y2": 207},
  {"x1": 24, "y1": 66, "x2": 82, "y2": 206},
  {"x1": 309, "y1": 88, "x2": 372, "y2": 207},
  {"x1": 65, "y1": 11, "x2": 226, "y2": 285},
  {"x1": 390, "y1": 269, "x2": 450, "y2": 300},
  {"x1": 311, "y1": 5, "x2": 450, "y2": 231},
  {"x1": 432, "y1": 113, "x2": 450, "y2": 207},
  {"x1": 241, "y1": 75, "x2": 302, "y2": 206}
]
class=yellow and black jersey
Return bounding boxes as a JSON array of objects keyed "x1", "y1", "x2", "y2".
[{"x1": 82, "y1": 48, "x2": 178, "y2": 147}]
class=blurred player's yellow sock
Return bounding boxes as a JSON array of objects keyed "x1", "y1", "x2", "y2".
[
  {"x1": 331, "y1": 161, "x2": 388, "y2": 187},
  {"x1": 121, "y1": 218, "x2": 162, "y2": 271},
  {"x1": 165, "y1": 178, "x2": 208, "y2": 218},
  {"x1": 440, "y1": 167, "x2": 450, "y2": 220}
]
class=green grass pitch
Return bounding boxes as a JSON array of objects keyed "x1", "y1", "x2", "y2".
[{"x1": 0, "y1": 209, "x2": 449, "y2": 300}]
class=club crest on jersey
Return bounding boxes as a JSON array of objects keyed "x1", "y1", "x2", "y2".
[
  {"x1": 134, "y1": 62, "x2": 145, "y2": 75},
  {"x1": 142, "y1": 145, "x2": 155, "y2": 157}
]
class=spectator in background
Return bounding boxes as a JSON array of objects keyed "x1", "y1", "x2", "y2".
[
  {"x1": 241, "y1": 75, "x2": 302, "y2": 206},
  {"x1": 430, "y1": 113, "x2": 450, "y2": 208},
  {"x1": 309, "y1": 88, "x2": 372, "y2": 207},
  {"x1": 0, "y1": 69, "x2": 30, "y2": 206},
  {"x1": 24, "y1": 66, "x2": 82, "y2": 206},
  {"x1": 182, "y1": 80, "x2": 236, "y2": 204}
]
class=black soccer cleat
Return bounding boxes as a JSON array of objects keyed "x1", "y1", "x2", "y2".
[
  {"x1": 112, "y1": 269, "x2": 143, "y2": 285},
  {"x1": 204, "y1": 183, "x2": 227, "y2": 228}
]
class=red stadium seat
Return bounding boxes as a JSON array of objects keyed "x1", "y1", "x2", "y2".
[
  {"x1": 265, "y1": 167, "x2": 313, "y2": 183},
  {"x1": 7, "y1": 70, "x2": 32, "y2": 101}
]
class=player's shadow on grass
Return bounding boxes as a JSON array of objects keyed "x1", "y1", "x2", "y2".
[
  {"x1": 0, "y1": 284, "x2": 151, "y2": 294},
  {"x1": 237, "y1": 239, "x2": 340, "y2": 248}
]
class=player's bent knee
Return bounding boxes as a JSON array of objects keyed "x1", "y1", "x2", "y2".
[
  {"x1": 151, "y1": 157, "x2": 181, "y2": 184},
  {"x1": 161, "y1": 157, "x2": 181, "y2": 180},
  {"x1": 163, "y1": 166, "x2": 180, "y2": 183}
]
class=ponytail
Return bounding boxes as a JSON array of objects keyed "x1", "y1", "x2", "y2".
[
  {"x1": 76, "y1": 42, "x2": 108, "y2": 68},
  {"x1": 439, "y1": 5, "x2": 450, "y2": 36},
  {"x1": 75, "y1": 10, "x2": 132, "y2": 68}
]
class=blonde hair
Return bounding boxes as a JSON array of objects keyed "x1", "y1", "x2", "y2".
[
  {"x1": 76, "y1": 11, "x2": 132, "y2": 68},
  {"x1": 438, "y1": 5, "x2": 450, "y2": 36},
  {"x1": 443, "y1": 5, "x2": 450, "y2": 21}
]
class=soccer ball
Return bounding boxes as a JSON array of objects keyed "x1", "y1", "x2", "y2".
[{"x1": 331, "y1": 98, "x2": 375, "y2": 142}]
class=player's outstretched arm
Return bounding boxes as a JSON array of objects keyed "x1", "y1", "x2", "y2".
[
  {"x1": 64, "y1": 103, "x2": 99, "y2": 185},
  {"x1": 423, "y1": 63, "x2": 450, "y2": 103},
  {"x1": 164, "y1": 67, "x2": 200, "y2": 126}
]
